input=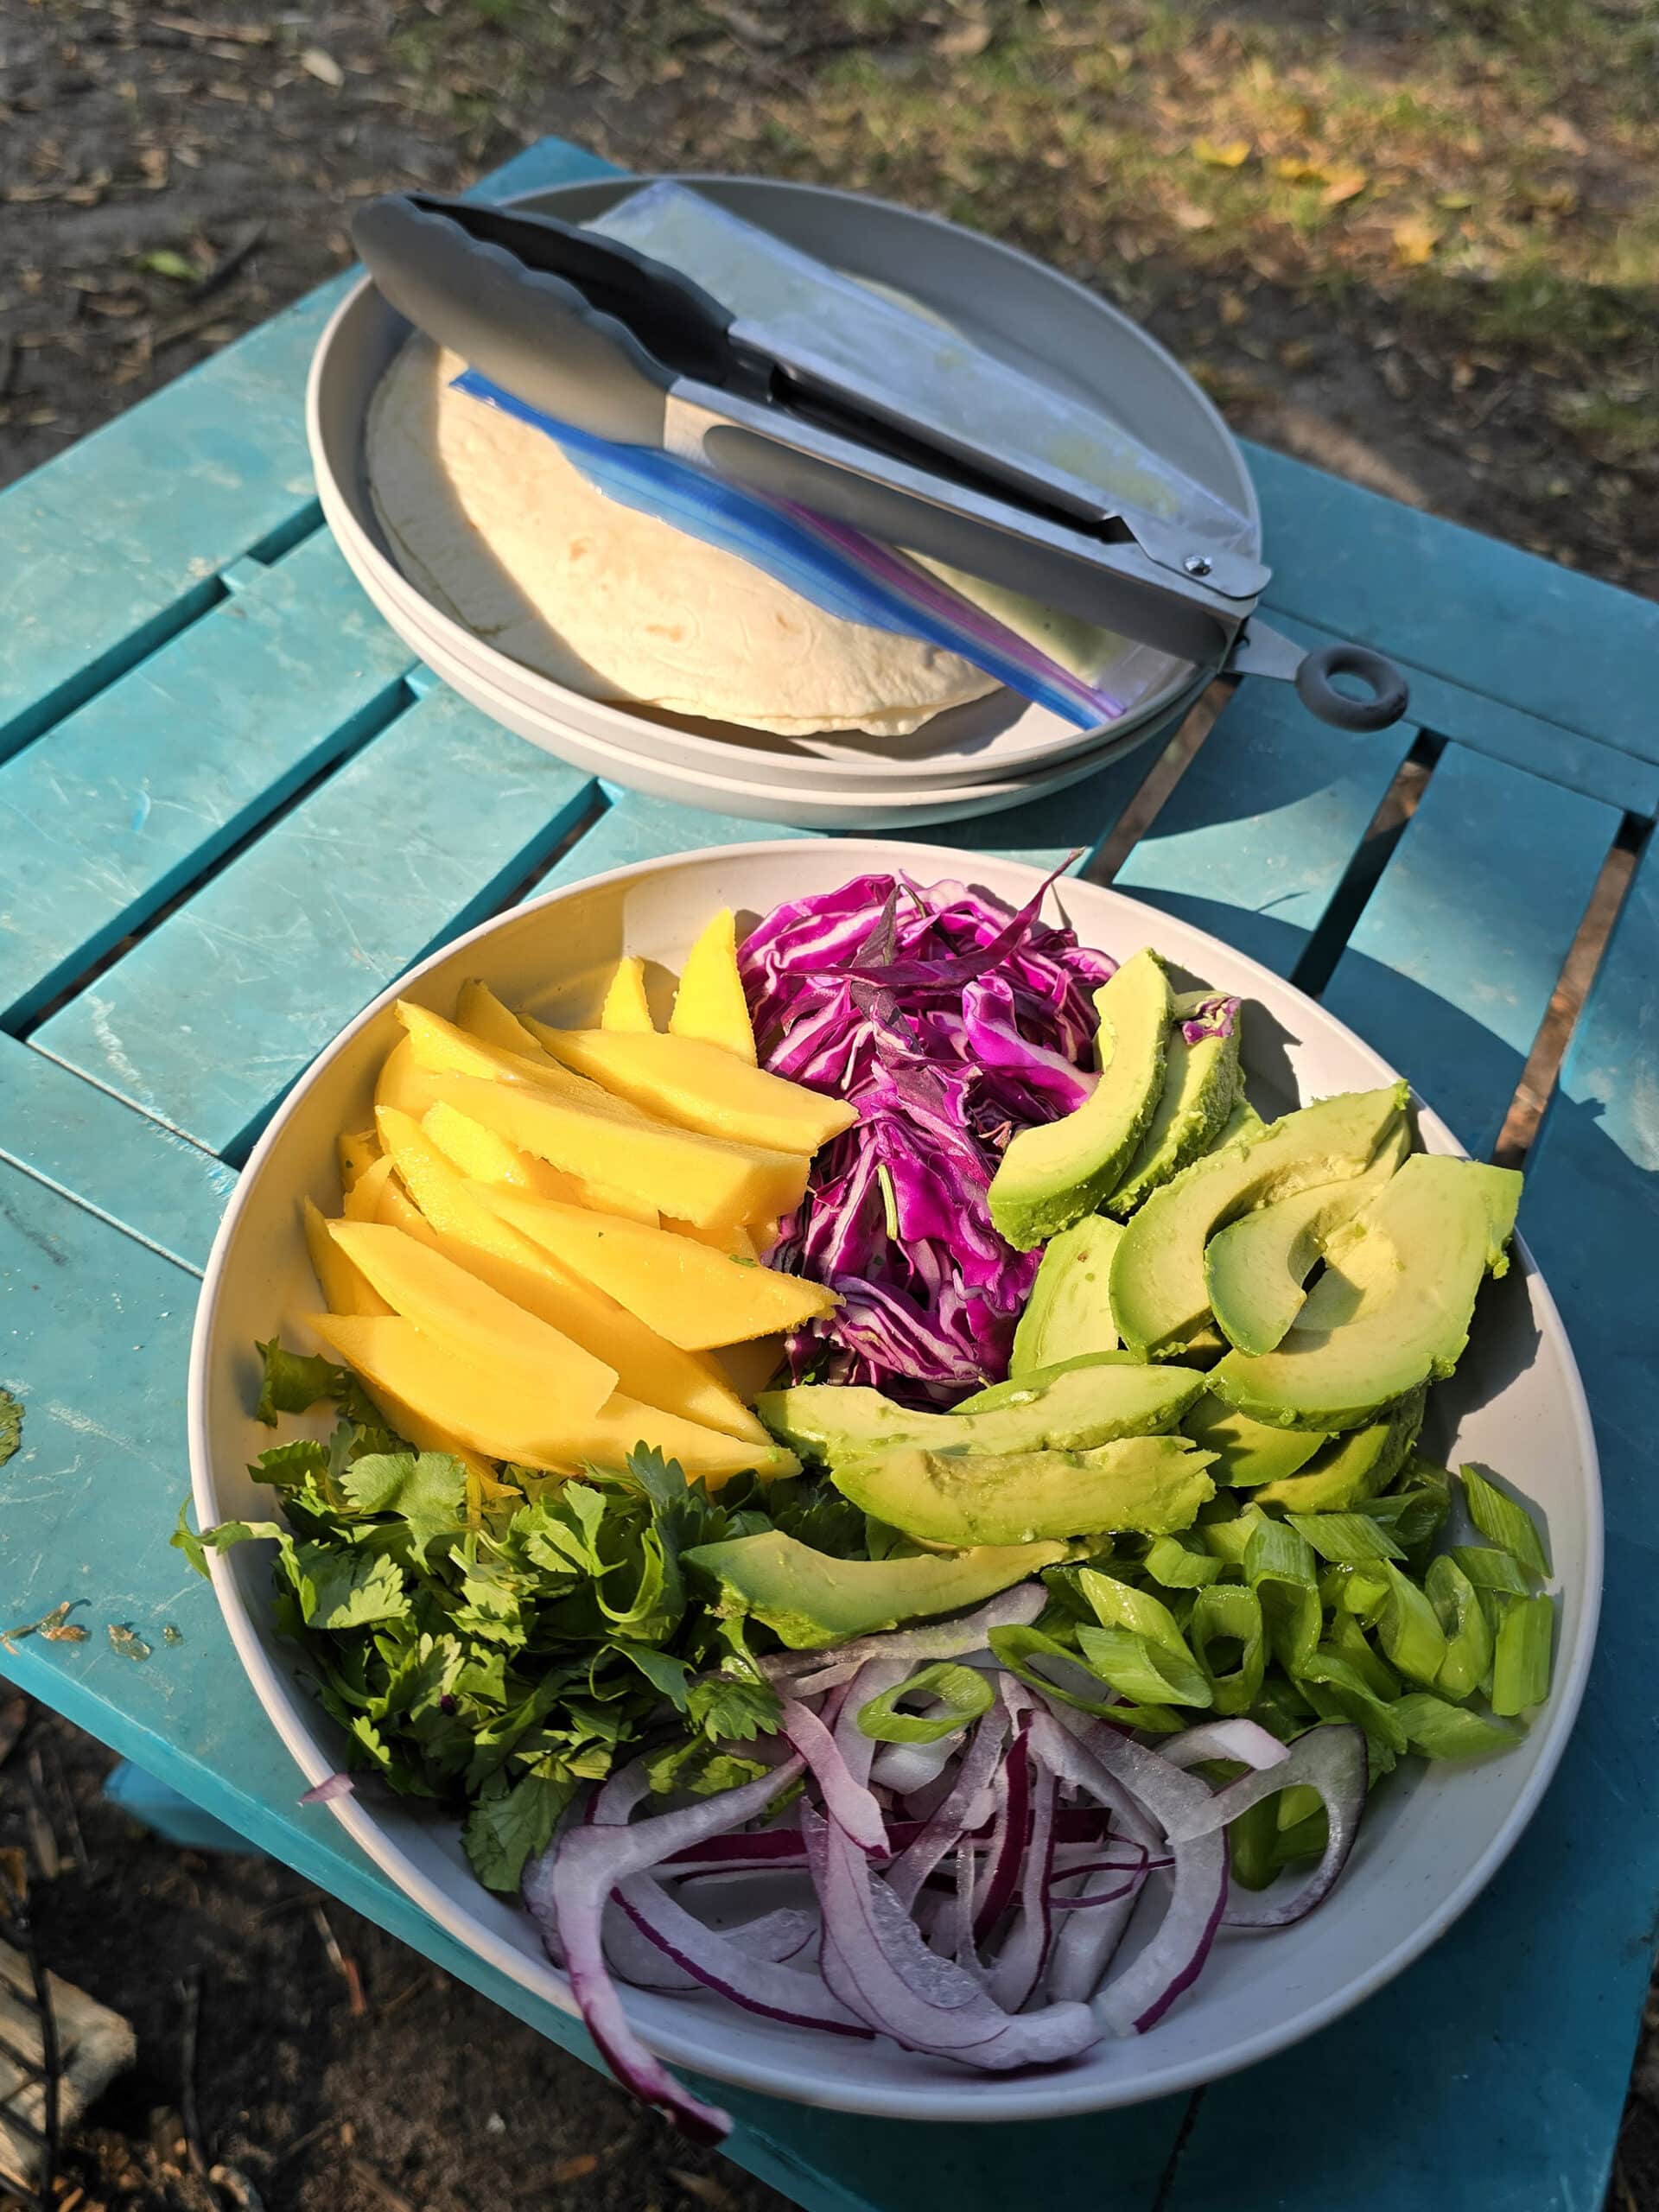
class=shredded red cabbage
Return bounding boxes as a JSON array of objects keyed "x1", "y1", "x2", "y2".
[{"x1": 741, "y1": 871, "x2": 1113, "y2": 1404}]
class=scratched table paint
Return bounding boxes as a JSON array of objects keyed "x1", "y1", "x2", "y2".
[{"x1": 3, "y1": 134, "x2": 1658, "y2": 2212}]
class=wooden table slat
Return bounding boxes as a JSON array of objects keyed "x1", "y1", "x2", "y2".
[
  {"x1": 1320, "y1": 742, "x2": 1618, "y2": 1157},
  {"x1": 31, "y1": 688, "x2": 597, "y2": 1157},
  {"x1": 0, "y1": 533, "x2": 414, "y2": 1027}
]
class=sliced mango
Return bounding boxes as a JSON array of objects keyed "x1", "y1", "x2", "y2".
[
  {"x1": 376, "y1": 1170, "x2": 439, "y2": 1246},
  {"x1": 665, "y1": 1215, "x2": 757, "y2": 1261},
  {"x1": 303, "y1": 1197, "x2": 392, "y2": 1318},
  {"x1": 601, "y1": 956, "x2": 655, "y2": 1033},
  {"x1": 327, "y1": 1219, "x2": 617, "y2": 1418},
  {"x1": 375, "y1": 1035, "x2": 448, "y2": 1124},
  {"x1": 342, "y1": 1152, "x2": 396, "y2": 1224},
  {"x1": 421, "y1": 1097, "x2": 658, "y2": 1226},
  {"x1": 337, "y1": 1128, "x2": 380, "y2": 1194},
  {"x1": 522, "y1": 1023, "x2": 854, "y2": 1157},
  {"x1": 669, "y1": 909, "x2": 756, "y2": 1065},
  {"x1": 374, "y1": 1105, "x2": 762, "y2": 1442},
  {"x1": 423, "y1": 1069, "x2": 810, "y2": 1228},
  {"x1": 715, "y1": 1335, "x2": 786, "y2": 1401},
  {"x1": 308, "y1": 1313, "x2": 798, "y2": 1484},
  {"x1": 480, "y1": 1190, "x2": 840, "y2": 1350},
  {"x1": 455, "y1": 978, "x2": 564, "y2": 1068}
]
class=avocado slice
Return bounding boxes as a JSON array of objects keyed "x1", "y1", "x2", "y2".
[
  {"x1": 1252, "y1": 1386, "x2": 1425, "y2": 1508},
  {"x1": 1205, "y1": 1117, "x2": 1413, "y2": 1356},
  {"x1": 1009, "y1": 1215, "x2": 1123, "y2": 1376},
  {"x1": 1209, "y1": 1155, "x2": 1522, "y2": 1430},
  {"x1": 1107, "y1": 990, "x2": 1243, "y2": 1217},
  {"x1": 988, "y1": 949, "x2": 1171, "y2": 1250},
  {"x1": 683, "y1": 1529, "x2": 1065, "y2": 1650},
  {"x1": 1182, "y1": 1391, "x2": 1328, "y2": 1487},
  {"x1": 1110, "y1": 1084, "x2": 1409, "y2": 1358},
  {"x1": 830, "y1": 1434, "x2": 1216, "y2": 1548},
  {"x1": 759, "y1": 1357, "x2": 1204, "y2": 1465},
  {"x1": 1220, "y1": 1093, "x2": 1267, "y2": 1145}
]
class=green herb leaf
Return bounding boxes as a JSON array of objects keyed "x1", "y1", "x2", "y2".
[
  {"x1": 172, "y1": 1497, "x2": 210, "y2": 1578},
  {"x1": 0, "y1": 1387, "x2": 22, "y2": 1469},
  {"x1": 858, "y1": 1661, "x2": 995, "y2": 1744},
  {"x1": 341, "y1": 1450, "x2": 468, "y2": 1553},
  {"x1": 295, "y1": 1543, "x2": 410, "y2": 1630},
  {"x1": 686, "y1": 1672, "x2": 782, "y2": 1742},
  {"x1": 462, "y1": 1769, "x2": 572, "y2": 1892},
  {"x1": 1460, "y1": 1465, "x2": 1550, "y2": 1578},
  {"x1": 254, "y1": 1339, "x2": 351, "y2": 1426}
]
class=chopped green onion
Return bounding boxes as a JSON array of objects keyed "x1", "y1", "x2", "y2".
[
  {"x1": 1327, "y1": 1614, "x2": 1402, "y2": 1702},
  {"x1": 987, "y1": 1624, "x2": 1182, "y2": 1733},
  {"x1": 1298, "y1": 1647, "x2": 1408, "y2": 1758},
  {"x1": 1249, "y1": 1674, "x2": 1316, "y2": 1739},
  {"x1": 1491, "y1": 1592, "x2": 1554, "y2": 1717},
  {"x1": 1451, "y1": 1544, "x2": 1535, "y2": 1597},
  {"x1": 1376, "y1": 1560, "x2": 1449, "y2": 1687},
  {"x1": 857, "y1": 1661, "x2": 995, "y2": 1744},
  {"x1": 1227, "y1": 1795, "x2": 1281, "y2": 1891},
  {"x1": 1325, "y1": 1563, "x2": 1391, "y2": 1626},
  {"x1": 874, "y1": 1161, "x2": 900, "y2": 1243},
  {"x1": 1198, "y1": 1510, "x2": 1264, "y2": 1567},
  {"x1": 1187, "y1": 1582, "x2": 1267, "y2": 1716},
  {"x1": 1077, "y1": 1567, "x2": 1196, "y2": 1662},
  {"x1": 1246, "y1": 1517, "x2": 1321, "y2": 1675},
  {"x1": 1245, "y1": 1517, "x2": 1318, "y2": 1586},
  {"x1": 1275, "y1": 1782, "x2": 1322, "y2": 1832},
  {"x1": 1143, "y1": 1533, "x2": 1224, "y2": 1588},
  {"x1": 1392, "y1": 1691, "x2": 1523, "y2": 1759},
  {"x1": 1272, "y1": 1805, "x2": 1331, "y2": 1867},
  {"x1": 1287, "y1": 1511, "x2": 1406, "y2": 1566},
  {"x1": 1460, "y1": 1465, "x2": 1550, "y2": 1578},
  {"x1": 1426, "y1": 1554, "x2": 1492, "y2": 1702},
  {"x1": 1076, "y1": 1622, "x2": 1212, "y2": 1708}
]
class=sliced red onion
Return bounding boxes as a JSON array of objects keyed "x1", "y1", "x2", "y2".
[
  {"x1": 806, "y1": 1807, "x2": 1097, "y2": 2068},
  {"x1": 887, "y1": 1710, "x2": 1009, "y2": 1908},
  {"x1": 987, "y1": 1758, "x2": 1057, "y2": 2012},
  {"x1": 1157, "y1": 1719, "x2": 1291, "y2": 1775},
  {"x1": 973, "y1": 1724, "x2": 1032, "y2": 1943},
  {"x1": 527, "y1": 1753, "x2": 806, "y2": 2143},
  {"x1": 759, "y1": 1585, "x2": 1046, "y2": 1683},
  {"x1": 779, "y1": 1696, "x2": 887, "y2": 1853},
  {"x1": 298, "y1": 1771, "x2": 354, "y2": 1805},
  {"x1": 1046, "y1": 1874, "x2": 1142, "y2": 2002},
  {"x1": 1158, "y1": 1723, "x2": 1365, "y2": 1847},
  {"x1": 1179, "y1": 1725, "x2": 1367, "y2": 1931},
  {"x1": 615, "y1": 1880, "x2": 871, "y2": 2037},
  {"x1": 869, "y1": 1735, "x2": 960, "y2": 1797}
]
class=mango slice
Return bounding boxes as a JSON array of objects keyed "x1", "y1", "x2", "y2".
[
  {"x1": 375, "y1": 1171, "x2": 439, "y2": 1247},
  {"x1": 665, "y1": 1214, "x2": 757, "y2": 1260},
  {"x1": 374, "y1": 1035, "x2": 448, "y2": 1125},
  {"x1": 327, "y1": 1218, "x2": 617, "y2": 1418},
  {"x1": 601, "y1": 957, "x2": 655, "y2": 1033},
  {"x1": 308, "y1": 1313, "x2": 798, "y2": 1484},
  {"x1": 421, "y1": 1068, "x2": 809, "y2": 1228},
  {"x1": 480, "y1": 1190, "x2": 840, "y2": 1350},
  {"x1": 397, "y1": 1001, "x2": 601, "y2": 1104},
  {"x1": 455, "y1": 978, "x2": 564, "y2": 1068},
  {"x1": 303, "y1": 1196, "x2": 391, "y2": 1318},
  {"x1": 336, "y1": 1128, "x2": 379, "y2": 1194},
  {"x1": 668, "y1": 909, "x2": 756, "y2": 1065},
  {"x1": 342, "y1": 1152, "x2": 395, "y2": 1224},
  {"x1": 420, "y1": 1096, "x2": 658, "y2": 1227},
  {"x1": 519, "y1": 1024, "x2": 856, "y2": 1156},
  {"x1": 374, "y1": 1106, "x2": 763, "y2": 1441}
]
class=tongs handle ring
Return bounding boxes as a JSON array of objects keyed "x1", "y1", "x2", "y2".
[{"x1": 1295, "y1": 642, "x2": 1411, "y2": 733}]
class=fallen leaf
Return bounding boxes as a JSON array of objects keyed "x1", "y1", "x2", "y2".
[
  {"x1": 934, "y1": 18, "x2": 993, "y2": 57},
  {"x1": 138, "y1": 146, "x2": 169, "y2": 189},
  {"x1": 1539, "y1": 112, "x2": 1588, "y2": 156},
  {"x1": 550, "y1": 2156, "x2": 599, "y2": 2184},
  {"x1": 1391, "y1": 217, "x2": 1440, "y2": 265},
  {"x1": 1218, "y1": 289, "x2": 1248, "y2": 327},
  {"x1": 301, "y1": 47, "x2": 344, "y2": 88},
  {"x1": 137, "y1": 249, "x2": 200, "y2": 283},
  {"x1": 1272, "y1": 156, "x2": 1326, "y2": 184},
  {"x1": 1169, "y1": 198, "x2": 1215, "y2": 232},
  {"x1": 670, "y1": 2173, "x2": 735, "y2": 2210},
  {"x1": 1379, "y1": 353, "x2": 1412, "y2": 399},
  {"x1": 1320, "y1": 167, "x2": 1369, "y2": 207},
  {"x1": 1193, "y1": 137, "x2": 1250, "y2": 168},
  {"x1": 1279, "y1": 339, "x2": 1315, "y2": 371},
  {"x1": 1436, "y1": 190, "x2": 1473, "y2": 211},
  {"x1": 108, "y1": 1623, "x2": 152, "y2": 1662}
]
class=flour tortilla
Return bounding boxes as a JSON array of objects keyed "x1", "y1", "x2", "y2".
[{"x1": 365, "y1": 339, "x2": 999, "y2": 737}]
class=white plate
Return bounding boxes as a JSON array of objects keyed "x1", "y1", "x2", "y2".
[
  {"x1": 189, "y1": 841, "x2": 1600, "y2": 2124},
  {"x1": 306, "y1": 174, "x2": 1256, "y2": 811}
]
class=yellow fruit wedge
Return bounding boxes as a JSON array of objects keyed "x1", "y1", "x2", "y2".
[
  {"x1": 377, "y1": 1174, "x2": 439, "y2": 1247},
  {"x1": 397, "y1": 1000, "x2": 599, "y2": 1102},
  {"x1": 337, "y1": 1128, "x2": 379, "y2": 1193},
  {"x1": 600, "y1": 957, "x2": 655, "y2": 1033},
  {"x1": 303, "y1": 1196, "x2": 392, "y2": 1317},
  {"x1": 421, "y1": 1099, "x2": 659, "y2": 1226},
  {"x1": 372, "y1": 1108, "x2": 763, "y2": 1440},
  {"x1": 752, "y1": 1218, "x2": 782, "y2": 1257},
  {"x1": 308, "y1": 1313, "x2": 798, "y2": 1484},
  {"x1": 327, "y1": 1218, "x2": 618, "y2": 1418},
  {"x1": 665, "y1": 1215, "x2": 757, "y2": 1261},
  {"x1": 668, "y1": 908, "x2": 757, "y2": 1065},
  {"x1": 480, "y1": 1189, "x2": 840, "y2": 1350},
  {"x1": 342, "y1": 1153, "x2": 396, "y2": 1224},
  {"x1": 421, "y1": 1068, "x2": 810, "y2": 1228},
  {"x1": 455, "y1": 978, "x2": 564, "y2": 1067},
  {"x1": 375, "y1": 1035, "x2": 448, "y2": 1125},
  {"x1": 715, "y1": 1335, "x2": 786, "y2": 1401},
  {"x1": 518, "y1": 1023, "x2": 855, "y2": 1156}
]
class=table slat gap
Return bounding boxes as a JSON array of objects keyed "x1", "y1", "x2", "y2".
[
  {"x1": 0, "y1": 575, "x2": 230, "y2": 770},
  {"x1": 1287, "y1": 730, "x2": 1444, "y2": 1001},
  {"x1": 1085, "y1": 680, "x2": 1231, "y2": 887},
  {"x1": 470, "y1": 783, "x2": 615, "y2": 925},
  {"x1": 244, "y1": 499, "x2": 326, "y2": 569}
]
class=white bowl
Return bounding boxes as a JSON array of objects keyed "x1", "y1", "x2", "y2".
[
  {"x1": 189, "y1": 841, "x2": 1599, "y2": 2124},
  {"x1": 306, "y1": 173, "x2": 1256, "y2": 819}
]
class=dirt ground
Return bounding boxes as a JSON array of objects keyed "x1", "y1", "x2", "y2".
[{"x1": 2, "y1": 2, "x2": 1656, "y2": 2207}]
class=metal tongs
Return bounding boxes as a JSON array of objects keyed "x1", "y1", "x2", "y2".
[{"x1": 352, "y1": 191, "x2": 1408, "y2": 732}]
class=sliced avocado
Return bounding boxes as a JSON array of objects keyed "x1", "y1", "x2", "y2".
[
  {"x1": 957, "y1": 1351, "x2": 1138, "y2": 1409},
  {"x1": 1009, "y1": 1214, "x2": 1123, "y2": 1376},
  {"x1": 1107, "y1": 990, "x2": 1243, "y2": 1217},
  {"x1": 1209, "y1": 1155, "x2": 1522, "y2": 1430},
  {"x1": 1205, "y1": 1117, "x2": 1413, "y2": 1357},
  {"x1": 683, "y1": 1529, "x2": 1065, "y2": 1650},
  {"x1": 1252, "y1": 1386, "x2": 1425, "y2": 1508},
  {"x1": 830, "y1": 1434, "x2": 1216, "y2": 1548},
  {"x1": 760, "y1": 1357, "x2": 1204, "y2": 1465},
  {"x1": 1110, "y1": 1084, "x2": 1408, "y2": 1358},
  {"x1": 1182, "y1": 1391, "x2": 1328, "y2": 1487},
  {"x1": 1220, "y1": 1093, "x2": 1267, "y2": 1145},
  {"x1": 988, "y1": 949, "x2": 1171, "y2": 1250}
]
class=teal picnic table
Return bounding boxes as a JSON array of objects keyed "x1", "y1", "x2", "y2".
[{"x1": 3, "y1": 134, "x2": 1656, "y2": 2212}]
